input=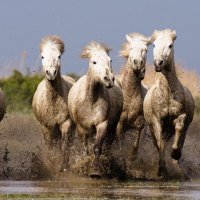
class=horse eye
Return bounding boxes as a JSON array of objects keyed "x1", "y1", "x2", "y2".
[
  {"x1": 145, "y1": 49, "x2": 148, "y2": 52},
  {"x1": 41, "y1": 56, "x2": 44, "y2": 59},
  {"x1": 110, "y1": 59, "x2": 112, "y2": 63},
  {"x1": 58, "y1": 55, "x2": 61, "y2": 59},
  {"x1": 93, "y1": 61, "x2": 97, "y2": 64},
  {"x1": 169, "y1": 44, "x2": 173, "y2": 49},
  {"x1": 153, "y1": 44, "x2": 155, "y2": 47}
]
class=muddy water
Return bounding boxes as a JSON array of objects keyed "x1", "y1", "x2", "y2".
[{"x1": 0, "y1": 174, "x2": 200, "y2": 199}]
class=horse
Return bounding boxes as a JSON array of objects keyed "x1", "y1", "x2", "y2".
[
  {"x1": 68, "y1": 41, "x2": 123, "y2": 177},
  {"x1": 32, "y1": 35, "x2": 75, "y2": 172},
  {"x1": 116, "y1": 33, "x2": 151, "y2": 171},
  {"x1": 143, "y1": 29, "x2": 195, "y2": 177}
]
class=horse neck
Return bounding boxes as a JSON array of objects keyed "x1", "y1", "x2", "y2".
[
  {"x1": 158, "y1": 57, "x2": 178, "y2": 90},
  {"x1": 46, "y1": 72, "x2": 63, "y2": 97},
  {"x1": 86, "y1": 68, "x2": 103, "y2": 104},
  {"x1": 121, "y1": 63, "x2": 142, "y2": 96}
]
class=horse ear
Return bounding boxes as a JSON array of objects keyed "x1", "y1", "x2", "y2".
[
  {"x1": 126, "y1": 34, "x2": 132, "y2": 43},
  {"x1": 171, "y1": 30, "x2": 177, "y2": 41},
  {"x1": 151, "y1": 30, "x2": 158, "y2": 42},
  {"x1": 147, "y1": 36, "x2": 152, "y2": 45},
  {"x1": 80, "y1": 49, "x2": 90, "y2": 59}
]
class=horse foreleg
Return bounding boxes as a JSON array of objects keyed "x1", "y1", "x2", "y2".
[
  {"x1": 172, "y1": 113, "x2": 186, "y2": 160},
  {"x1": 76, "y1": 125, "x2": 89, "y2": 156},
  {"x1": 116, "y1": 114, "x2": 125, "y2": 151},
  {"x1": 150, "y1": 116, "x2": 166, "y2": 177},
  {"x1": 60, "y1": 119, "x2": 72, "y2": 172},
  {"x1": 133, "y1": 115, "x2": 145, "y2": 159},
  {"x1": 42, "y1": 126, "x2": 54, "y2": 148},
  {"x1": 91, "y1": 121, "x2": 108, "y2": 177}
]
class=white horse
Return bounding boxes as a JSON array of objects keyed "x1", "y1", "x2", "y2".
[
  {"x1": 143, "y1": 29, "x2": 194, "y2": 177},
  {"x1": 116, "y1": 33, "x2": 151, "y2": 170},
  {"x1": 68, "y1": 41, "x2": 123, "y2": 177},
  {"x1": 32, "y1": 35, "x2": 75, "y2": 172}
]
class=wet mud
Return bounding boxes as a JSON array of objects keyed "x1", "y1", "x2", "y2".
[{"x1": 0, "y1": 113, "x2": 200, "y2": 180}]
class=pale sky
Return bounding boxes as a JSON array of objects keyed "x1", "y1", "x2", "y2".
[{"x1": 0, "y1": 0, "x2": 199, "y2": 76}]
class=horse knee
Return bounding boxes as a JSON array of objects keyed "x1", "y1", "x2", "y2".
[{"x1": 174, "y1": 113, "x2": 186, "y2": 131}]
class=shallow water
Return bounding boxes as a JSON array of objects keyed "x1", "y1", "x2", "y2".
[{"x1": 0, "y1": 174, "x2": 200, "y2": 199}]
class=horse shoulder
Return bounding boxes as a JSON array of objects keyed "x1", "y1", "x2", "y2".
[
  {"x1": 108, "y1": 84, "x2": 123, "y2": 113},
  {"x1": 68, "y1": 76, "x2": 87, "y2": 123},
  {"x1": 32, "y1": 80, "x2": 47, "y2": 108},
  {"x1": 68, "y1": 76, "x2": 87, "y2": 104},
  {"x1": 144, "y1": 83, "x2": 163, "y2": 121},
  {"x1": 62, "y1": 75, "x2": 75, "y2": 85}
]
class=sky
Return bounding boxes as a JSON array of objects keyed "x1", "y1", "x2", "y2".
[{"x1": 0, "y1": 0, "x2": 199, "y2": 76}]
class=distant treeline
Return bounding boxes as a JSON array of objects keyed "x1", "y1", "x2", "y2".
[{"x1": 0, "y1": 69, "x2": 199, "y2": 115}]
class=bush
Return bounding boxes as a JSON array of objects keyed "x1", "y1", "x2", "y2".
[{"x1": 0, "y1": 70, "x2": 43, "y2": 112}]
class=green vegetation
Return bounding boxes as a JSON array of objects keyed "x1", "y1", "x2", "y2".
[{"x1": 0, "y1": 70, "x2": 43, "y2": 113}]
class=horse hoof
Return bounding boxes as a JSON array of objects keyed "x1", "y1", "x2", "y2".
[
  {"x1": 158, "y1": 167, "x2": 167, "y2": 177},
  {"x1": 171, "y1": 149, "x2": 182, "y2": 160}
]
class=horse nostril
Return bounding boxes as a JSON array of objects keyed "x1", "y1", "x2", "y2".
[
  {"x1": 104, "y1": 76, "x2": 108, "y2": 81},
  {"x1": 112, "y1": 76, "x2": 115, "y2": 82},
  {"x1": 141, "y1": 60, "x2": 144, "y2": 65},
  {"x1": 46, "y1": 70, "x2": 49, "y2": 75},
  {"x1": 54, "y1": 70, "x2": 57, "y2": 75},
  {"x1": 134, "y1": 59, "x2": 137, "y2": 65},
  {"x1": 159, "y1": 60, "x2": 163, "y2": 66}
]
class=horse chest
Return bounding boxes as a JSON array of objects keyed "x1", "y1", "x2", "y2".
[
  {"x1": 41, "y1": 93, "x2": 68, "y2": 126},
  {"x1": 124, "y1": 95, "x2": 143, "y2": 123},
  {"x1": 76, "y1": 99, "x2": 109, "y2": 129},
  {"x1": 153, "y1": 88, "x2": 184, "y2": 118}
]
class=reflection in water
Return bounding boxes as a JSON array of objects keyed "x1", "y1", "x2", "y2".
[{"x1": 0, "y1": 174, "x2": 200, "y2": 199}]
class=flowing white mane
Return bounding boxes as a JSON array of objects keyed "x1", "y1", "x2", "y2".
[
  {"x1": 120, "y1": 32, "x2": 151, "y2": 58},
  {"x1": 40, "y1": 35, "x2": 65, "y2": 54},
  {"x1": 81, "y1": 41, "x2": 111, "y2": 58},
  {"x1": 151, "y1": 29, "x2": 177, "y2": 43}
]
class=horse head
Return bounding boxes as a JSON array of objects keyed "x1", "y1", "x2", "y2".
[
  {"x1": 151, "y1": 29, "x2": 177, "y2": 72},
  {"x1": 120, "y1": 33, "x2": 151, "y2": 80},
  {"x1": 81, "y1": 41, "x2": 114, "y2": 88},
  {"x1": 40, "y1": 35, "x2": 65, "y2": 80}
]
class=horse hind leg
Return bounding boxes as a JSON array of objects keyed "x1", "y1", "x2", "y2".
[{"x1": 171, "y1": 114, "x2": 186, "y2": 160}]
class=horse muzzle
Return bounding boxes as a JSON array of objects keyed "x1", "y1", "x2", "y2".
[
  {"x1": 46, "y1": 69, "x2": 57, "y2": 80},
  {"x1": 104, "y1": 76, "x2": 115, "y2": 88},
  {"x1": 155, "y1": 65, "x2": 164, "y2": 72},
  {"x1": 154, "y1": 59, "x2": 164, "y2": 72}
]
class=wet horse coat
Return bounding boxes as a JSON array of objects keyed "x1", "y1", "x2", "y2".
[
  {"x1": 68, "y1": 41, "x2": 123, "y2": 177},
  {"x1": 143, "y1": 29, "x2": 194, "y2": 176}
]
